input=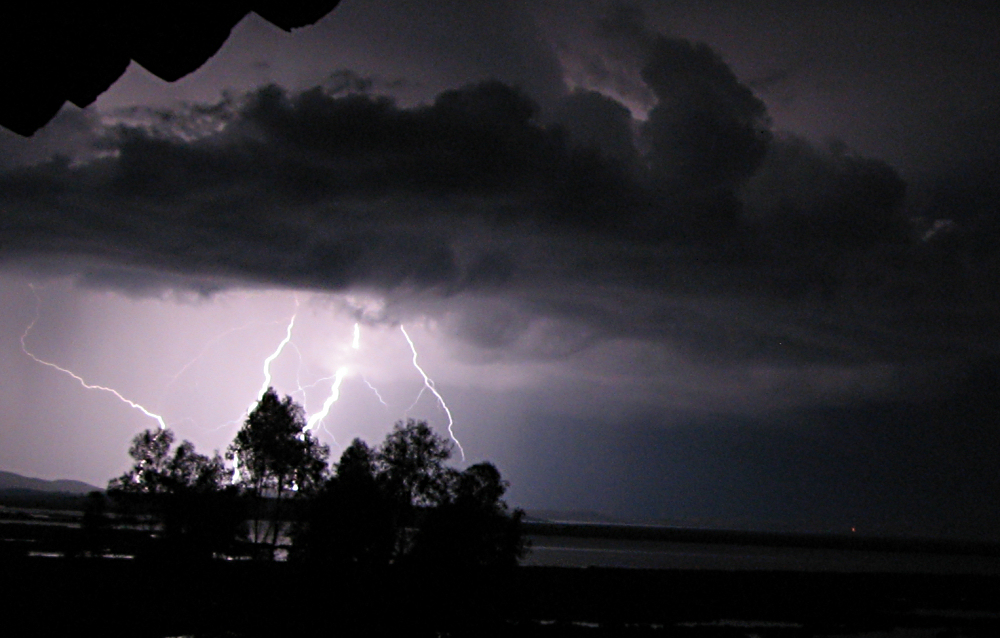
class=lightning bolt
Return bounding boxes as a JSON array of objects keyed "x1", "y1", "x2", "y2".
[
  {"x1": 363, "y1": 376, "x2": 388, "y2": 407},
  {"x1": 353, "y1": 322, "x2": 388, "y2": 407},
  {"x1": 304, "y1": 366, "x2": 348, "y2": 434},
  {"x1": 405, "y1": 386, "x2": 426, "y2": 413},
  {"x1": 241, "y1": 314, "x2": 458, "y2": 463},
  {"x1": 234, "y1": 303, "x2": 301, "y2": 484},
  {"x1": 246, "y1": 299, "x2": 299, "y2": 415},
  {"x1": 256, "y1": 313, "x2": 296, "y2": 404},
  {"x1": 20, "y1": 286, "x2": 167, "y2": 430},
  {"x1": 300, "y1": 321, "x2": 357, "y2": 434},
  {"x1": 166, "y1": 318, "x2": 278, "y2": 389},
  {"x1": 399, "y1": 324, "x2": 464, "y2": 461},
  {"x1": 286, "y1": 341, "x2": 309, "y2": 406},
  {"x1": 300, "y1": 322, "x2": 393, "y2": 437}
]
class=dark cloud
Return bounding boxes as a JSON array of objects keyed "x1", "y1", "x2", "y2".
[
  {"x1": 74, "y1": 267, "x2": 228, "y2": 298},
  {"x1": 745, "y1": 135, "x2": 905, "y2": 228},
  {"x1": 422, "y1": 0, "x2": 567, "y2": 109},
  {"x1": 640, "y1": 36, "x2": 771, "y2": 193},
  {"x1": 546, "y1": 89, "x2": 639, "y2": 169},
  {"x1": 551, "y1": 5, "x2": 773, "y2": 232},
  {"x1": 0, "y1": 82, "x2": 637, "y2": 291}
]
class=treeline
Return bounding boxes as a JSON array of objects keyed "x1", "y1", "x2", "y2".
[
  {"x1": 88, "y1": 387, "x2": 527, "y2": 567},
  {"x1": 0, "y1": 489, "x2": 93, "y2": 512}
]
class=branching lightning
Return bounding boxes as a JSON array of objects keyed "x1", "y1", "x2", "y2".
[
  {"x1": 400, "y1": 325, "x2": 464, "y2": 461},
  {"x1": 354, "y1": 322, "x2": 388, "y2": 407},
  {"x1": 405, "y1": 386, "x2": 426, "y2": 413},
  {"x1": 167, "y1": 319, "x2": 267, "y2": 389},
  {"x1": 298, "y1": 321, "x2": 357, "y2": 434},
  {"x1": 20, "y1": 287, "x2": 167, "y2": 430},
  {"x1": 287, "y1": 341, "x2": 309, "y2": 406},
  {"x1": 363, "y1": 377, "x2": 388, "y2": 407},
  {"x1": 20, "y1": 286, "x2": 468, "y2": 487}
]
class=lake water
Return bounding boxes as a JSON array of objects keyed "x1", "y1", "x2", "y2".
[
  {"x1": 5, "y1": 505, "x2": 998, "y2": 576},
  {"x1": 523, "y1": 534, "x2": 1000, "y2": 574}
]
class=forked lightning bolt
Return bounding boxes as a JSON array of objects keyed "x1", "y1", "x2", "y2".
[
  {"x1": 255, "y1": 313, "x2": 296, "y2": 406},
  {"x1": 363, "y1": 377, "x2": 388, "y2": 407},
  {"x1": 302, "y1": 323, "x2": 369, "y2": 433},
  {"x1": 243, "y1": 313, "x2": 461, "y2": 461},
  {"x1": 20, "y1": 287, "x2": 167, "y2": 430},
  {"x1": 400, "y1": 325, "x2": 464, "y2": 461}
]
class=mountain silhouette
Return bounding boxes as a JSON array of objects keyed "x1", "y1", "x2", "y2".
[{"x1": 0, "y1": 470, "x2": 101, "y2": 494}]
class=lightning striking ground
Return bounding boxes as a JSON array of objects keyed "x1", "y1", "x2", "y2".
[
  {"x1": 20, "y1": 287, "x2": 167, "y2": 430},
  {"x1": 399, "y1": 324, "x2": 464, "y2": 461}
]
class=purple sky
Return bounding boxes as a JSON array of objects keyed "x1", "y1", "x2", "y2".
[{"x1": 2, "y1": 1, "x2": 999, "y2": 537}]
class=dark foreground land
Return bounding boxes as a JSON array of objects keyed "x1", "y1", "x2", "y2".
[{"x1": 3, "y1": 555, "x2": 999, "y2": 637}]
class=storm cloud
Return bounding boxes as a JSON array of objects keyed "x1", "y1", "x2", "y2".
[{"x1": 1, "y1": 29, "x2": 996, "y2": 396}]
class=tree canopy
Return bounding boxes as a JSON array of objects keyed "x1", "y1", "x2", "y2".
[
  {"x1": 409, "y1": 461, "x2": 528, "y2": 569},
  {"x1": 375, "y1": 418, "x2": 457, "y2": 510},
  {"x1": 108, "y1": 428, "x2": 230, "y2": 497},
  {"x1": 294, "y1": 418, "x2": 526, "y2": 569},
  {"x1": 227, "y1": 387, "x2": 329, "y2": 557},
  {"x1": 292, "y1": 438, "x2": 395, "y2": 566}
]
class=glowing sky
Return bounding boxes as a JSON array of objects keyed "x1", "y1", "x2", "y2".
[{"x1": 2, "y1": 1, "x2": 999, "y2": 538}]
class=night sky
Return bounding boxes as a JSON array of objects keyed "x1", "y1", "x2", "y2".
[{"x1": 2, "y1": 0, "x2": 999, "y2": 539}]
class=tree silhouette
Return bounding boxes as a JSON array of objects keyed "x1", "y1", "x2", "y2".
[
  {"x1": 227, "y1": 387, "x2": 329, "y2": 559},
  {"x1": 293, "y1": 420, "x2": 527, "y2": 572},
  {"x1": 102, "y1": 413, "x2": 526, "y2": 572},
  {"x1": 292, "y1": 438, "x2": 395, "y2": 566},
  {"x1": 375, "y1": 418, "x2": 457, "y2": 509},
  {"x1": 108, "y1": 429, "x2": 228, "y2": 514},
  {"x1": 107, "y1": 428, "x2": 241, "y2": 559},
  {"x1": 409, "y1": 462, "x2": 528, "y2": 569},
  {"x1": 108, "y1": 428, "x2": 175, "y2": 499},
  {"x1": 374, "y1": 419, "x2": 458, "y2": 556}
]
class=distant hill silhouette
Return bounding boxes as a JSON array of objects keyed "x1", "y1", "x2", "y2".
[{"x1": 0, "y1": 470, "x2": 101, "y2": 494}]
